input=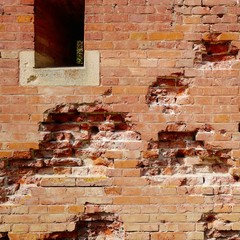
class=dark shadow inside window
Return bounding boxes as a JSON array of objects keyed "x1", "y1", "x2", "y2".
[{"x1": 35, "y1": 0, "x2": 85, "y2": 68}]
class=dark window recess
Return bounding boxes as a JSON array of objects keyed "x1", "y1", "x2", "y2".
[{"x1": 35, "y1": 0, "x2": 85, "y2": 68}]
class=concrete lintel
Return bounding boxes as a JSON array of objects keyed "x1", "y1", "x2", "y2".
[{"x1": 19, "y1": 50, "x2": 100, "y2": 86}]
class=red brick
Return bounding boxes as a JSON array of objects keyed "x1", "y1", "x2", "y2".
[
  {"x1": 12, "y1": 224, "x2": 29, "y2": 233},
  {"x1": 17, "y1": 15, "x2": 33, "y2": 23},
  {"x1": 184, "y1": 0, "x2": 201, "y2": 5},
  {"x1": 113, "y1": 196, "x2": 150, "y2": 205},
  {"x1": 3, "y1": 215, "x2": 39, "y2": 223},
  {"x1": 151, "y1": 232, "x2": 186, "y2": 240},
  {"x1": 0, "y1": 0, "x2": 240, "y2": 237},
  {"x1": 148, "y1": 32, "x2": 184, "y2": 40},
  {"x1": 114, "y1": 159, "x2": 138, "y2": 168},
  {"x1": 202, "y1": 0, "x2": 236, "y2": 5}
]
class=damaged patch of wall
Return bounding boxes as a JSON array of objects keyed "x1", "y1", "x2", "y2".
[
  {"x1": 2, "y1": 0, "x2": 240, "y2": 238},
  {"x1": 201, "y1": 212, "x2": 240, "y2": 240},
  {"x1": 139, "y1": 128, "x2": 233, "y2": 176},
  {"x1": 146, "y1": 73, "x2": 191, "y2": 114},
  {"x1": 194, "y1": 33, "x2": 239, "y2": 64},
  {"x1": 0, "y1": 102, "x2": 141, "y2": 203},
  {"x1": 41, "y1": 212, "x2": 123, "y2": 240}
]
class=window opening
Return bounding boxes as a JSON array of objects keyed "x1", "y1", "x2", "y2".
[{"x1": 34, "y1": 0, "x2": 85, "y2": 68}]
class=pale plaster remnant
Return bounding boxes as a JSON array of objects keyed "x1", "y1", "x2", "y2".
[{"x1": 19, "y1": 50, "x2": 100, "y2": 86}]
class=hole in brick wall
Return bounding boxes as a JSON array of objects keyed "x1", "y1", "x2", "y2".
[
  {"x1": 0, "y1": 103, "x2": 140, "y2": 203},
  {"x1": 91, "y1": 126, "x2": 100, "y2": 135},
  {"x1": 35, "y1": 0, "x2": 85, "y2": 67},
  {"x1": 217, "y1": 14, "x2": 224, "y2": 18},
  {"x1": 205, "y1": 230, "x2": 240, "y2": 240},
  {"x1": 202, "y1": 213, "x2": 216, "y2": 223},
  {"x1": 146, "y1": 73, "x2": 189, "y2": 113},
  {"x1": 0, "y1": 233, "x2": 9, "y2": 240},
  {"x1": 194, "y1": 34, "x2": 239, "y2": 64},
  {"x1": 41, "y1": 213, "x2": 123, "y2": 240},
  {"x1": 202, "y1": 41, "x2": 238, "y2": 62},
  {"x1": 77, "y1": 214, "x2": 123, "y2": 239},
  {"x1": 202, "y1": 213, "x2": 240, "y2": 240},
  {"x1": 233, "y1": 175, "x2": 240, "y2": 182},
  {"x1": 139, "y1": 130, "x2": 232, "y2": 176}
]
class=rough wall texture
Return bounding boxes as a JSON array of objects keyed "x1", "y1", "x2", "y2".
[{"x1": 0, "y1": 0, "x2": 240, "y2": 239}]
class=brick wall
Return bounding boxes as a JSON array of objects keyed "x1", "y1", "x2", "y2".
[{"x1": 0, "y1": 0, "x2": 240, "y2": 239}]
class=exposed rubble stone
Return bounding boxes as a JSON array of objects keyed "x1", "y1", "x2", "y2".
[
  {"x1": 146, "y1": 73, "x2": 191, "y2": 114},
  {"x1": 0, "y1": 103, "x2": 141, "y2": 203},
  {"x1": 194, "y1": 33, "x2": 239, "y2": 64},
  {"x1": 41, "y1": 212, "x2": 123, "y2": 240},
  {"x1": 139, "y1": 129, "x2": 233, "y2": 176},
  {"x1": 202, "y1": 212, "x2": 240, "y2": 240}
]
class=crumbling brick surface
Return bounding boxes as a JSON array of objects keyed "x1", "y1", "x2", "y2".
[
  {"x1": 1, "y1": 0, "x2": 240, "y2": 239},
  {"x1": 139, "y1": 129, "x2": 233, "y2": 176},
  {"x1": 0, "y1": 103, "x2": 141, "y2": 203},
  {"x1": 146, "y1": 73, "x2": 191, "y2": 114},
  {"x1": 194, "y1": 33, "x2": 239, "y2": 64},
  {"x1": 201, "y1": 212, "x2": 240, "y2": 240},
  {"x1": 39, "y1": 212, "x2": 123, "y2": 240}
]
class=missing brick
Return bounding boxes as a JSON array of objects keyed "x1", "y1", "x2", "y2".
[
  {"x1": 146, "y1": 73, "x2": 190, "y2": 113},
  {"x1": 194, "y1": 33, "x2": 239, "y2": 64},
  {"x1": 217, "y1": 14, "x2": 224, "y2": 18},
  {"x1": 139, "y1": 130, "x2": 233, "y2": 176},
  {"x1": 0, "y1": 103, "x2": 141, "y2": 203},
  {"x1": 202, "y1": 41, "x2": 238, "y2": 62},
  {"x1": 41, "y1": 213, "x2": 124, "y2": 240},
  {"x1": 201, "y1": 213, "x2": 217, "y2": 223},
  {"x1": 201, "y1": 213, "x2": 240, "y2": 240}
]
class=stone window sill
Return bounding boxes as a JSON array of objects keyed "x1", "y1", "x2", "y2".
[{"x1": 19, "y1": 50, "x2": 100, "y2": 86}]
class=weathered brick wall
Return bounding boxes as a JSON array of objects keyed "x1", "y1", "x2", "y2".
[{"x1": 0, "y1": 0, "x2": 240, "y2": 239}]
